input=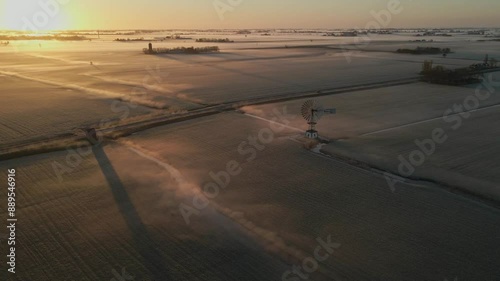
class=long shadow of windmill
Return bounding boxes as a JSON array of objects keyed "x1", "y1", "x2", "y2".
[{"x1": 81, "y1": 129, "x2": 171, "y2": 280}]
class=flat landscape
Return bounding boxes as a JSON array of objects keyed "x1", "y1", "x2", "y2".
[
  {"x1": 243, "y1": 79, "x2": 500, "y2": 200},
  {"x1": 1, "y1": 29, "x2": 500, "y2": 280}
]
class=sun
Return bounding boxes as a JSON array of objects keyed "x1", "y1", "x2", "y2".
[{"x1": 1, "y1": 0, "x2": 71, "y2": 31}]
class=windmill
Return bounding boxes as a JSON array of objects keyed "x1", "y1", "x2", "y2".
[{"x1": 301, "y1": 100, "x2": 336, "y2": 139}]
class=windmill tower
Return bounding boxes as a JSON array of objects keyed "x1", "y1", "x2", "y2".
[{"x1": 301, "y1": 100, "x2": 336, "y2": 139}]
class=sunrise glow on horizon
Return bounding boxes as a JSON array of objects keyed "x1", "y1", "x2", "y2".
[{"x1": 1, "y1": 0, "x2": 499, "y2": 31}]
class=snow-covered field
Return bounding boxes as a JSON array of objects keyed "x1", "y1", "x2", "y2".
[
  {"x1": 0, "y1": 75, "x2": 157, "y2": 146},
  {"x1": 124, "y1": 112, "x2": 500, "y2": 280},
  {"x1": 1, "y1": 31, "x2": 500, "y2": 280},
  {"x1": 321, "y1": 102, "x2": 500, "y2": 200},
  {"x1": 0, "y1": 33, "x2": 426, "y2": 145},
  {"x1": 244, "y1": 78, "x2": 500, "y2": 200},
  {"x1": 242, "y1": 82, "x2": 500, "y2": 138},
  {"x1": 0, "y1": 141, "x2": 290, "y2": 281},
  {"x1": 2, "y1": 32, "x2": 497, "y2": 144},
  {"x1": 0, "y1": 38, "x2": 421, "y2": 105},
  {"x1": 2, "y1": 111, "x2": 500, "y2": 280}
]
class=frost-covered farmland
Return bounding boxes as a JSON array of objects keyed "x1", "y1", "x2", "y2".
[
  {"x1": 242, "y1": 81, "x2": 500, "y2": 139},
  {"x1": 322, "y1": 104, "x2": 500, "y2": 200},
  {"x1": 0, "y1": 142, "x2": 289, "y2": 281},
  {"x1": 0, "y1": 75, "x2": 155, "y2": 146},
  {"x1": 2, "y1": 31, "x2": 500, "y2": 280},
  {"x1": 0, "y1": 36, "x2": 421, "y2": 107},
  {"x1": 243, "y1": 76, "x2": 500, "y2": 199},
  {"x1": 2, "y1": 33, "x2": 497, "y2": 145},
  {"x1": 121, "y1": 112, "x2": 500, "y2": 280},
  {"x1": 2, "y1": 111, "x2": 500, "y2": 280},
  {"x1": 0, "y1": 35, "x2": 426, "y2": 147}
]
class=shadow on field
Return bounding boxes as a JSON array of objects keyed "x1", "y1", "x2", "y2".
[{"x1": 92, "y1": 144, "x2": 170, "y2": 280}]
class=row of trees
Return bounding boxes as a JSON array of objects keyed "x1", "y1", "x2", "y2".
[
  {"x1": 115, "y1": 37, "x2": 147, "y2": 42},
  {"x1": 420, "y1": 56, "x2": 499, "y2": 85},
  {"x1": 397, "y1": 47, "x2": 451, "y2": 55},
  {"x1": 420, "y1": 64, "x2": 481, "y2": 85},
  {"x1": 196, "y1": 38, "x2": 233, "y2": 43},
  {"x1": 143, "y1": 46, "x2": 220, "y2": 54}
]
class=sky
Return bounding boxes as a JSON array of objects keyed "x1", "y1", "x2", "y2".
[{"x1": 1, "y1": 0, "x2": 499, "y2": 31}]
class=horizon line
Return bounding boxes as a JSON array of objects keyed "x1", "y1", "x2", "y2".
[{"x1": 1, "y1": 27, "x2": 499, "y2": 32}]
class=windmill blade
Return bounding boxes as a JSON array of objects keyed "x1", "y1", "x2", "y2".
[{"x1": 301, "y1": 100, "x2": 316, "y2": 121}]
